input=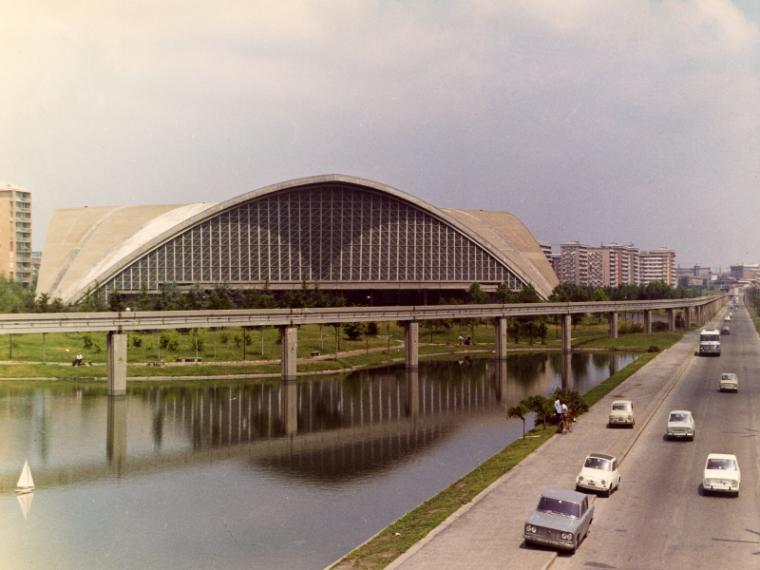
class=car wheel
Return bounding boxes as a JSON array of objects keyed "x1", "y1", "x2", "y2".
[{"x1": 604, "y1": 487, "x2": 611, "y2": 498}]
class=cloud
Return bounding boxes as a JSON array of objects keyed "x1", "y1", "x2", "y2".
[{"x1": 0, "y1": 0, "x2": 758, "y2": 267}]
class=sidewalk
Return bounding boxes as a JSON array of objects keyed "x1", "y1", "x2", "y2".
[{"x1": 389, "y1": 324, "x2": 708, "y2": 569}]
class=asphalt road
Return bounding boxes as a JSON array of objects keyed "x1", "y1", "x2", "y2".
[{"x1": 553, "y1": 302, "x2": 760, "y2": 569}]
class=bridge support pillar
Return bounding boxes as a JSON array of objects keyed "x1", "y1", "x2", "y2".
[
  {"x1": 561, "y1": 314, "x2": 572, "y2": 353},
  {"x1": 643, "y1": 310, "x2": 653, "y2": 334},
  {"x1": 608, "y1": 312, "x2": 618, "y2": 339},
  {"x1": 405, "y1": 322, "x2": 419, "y2": 369},
  {"x1": 667, "y1": 309, "x2": 676, "y2": 331},
  {"x1": 683, "y1": 307, "x2": 691, "y2": 329},
  {"x1": 494, "y1": 317, "x2": 508, "y2": 360},
  {"x1": 280, "y1": 325, "x2": 298, "y2": 381},
  {"x1": 106, "y1": 332, "x2": 128, "y2": 396}
]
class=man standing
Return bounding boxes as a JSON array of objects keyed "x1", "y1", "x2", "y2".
[{"x1": 554, "y1": 397, "x2": 563, "y2": 424}]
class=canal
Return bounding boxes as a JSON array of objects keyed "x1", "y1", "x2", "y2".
[{"x1": 0, "y1": 351, "x2": 637, "y2": 569}]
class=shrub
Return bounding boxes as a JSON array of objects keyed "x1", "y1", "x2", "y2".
[
  {"x1": 647, "y1": 345, "x2": 660, "y2": 353},
  {"x1": 82, "y1": 334, "x2": 94, "y2": 349},
  {"x1": 131, "y1": 334, "x2": 143, "y2": 348}
]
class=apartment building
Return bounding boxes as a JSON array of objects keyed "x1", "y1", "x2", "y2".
[
  {"x1": 0, "y1": 184, "x2": 32, "y2": 286},
  {"x1": 558, "y1": 241, "x2": 676, "y2": 287}
]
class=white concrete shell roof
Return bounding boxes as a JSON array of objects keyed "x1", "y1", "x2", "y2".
[{"x1": 37, "y1": 174, "x2": 558, "y2": 302}]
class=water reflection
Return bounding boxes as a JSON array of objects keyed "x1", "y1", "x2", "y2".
[{"x1": 0, "y1": 351, "x2": 638, "y2": 569}]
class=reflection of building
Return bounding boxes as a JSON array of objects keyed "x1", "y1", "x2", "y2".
[
  {"x1": 37, "y1": 174, "x2": 558, "y2": 303},
  {"x1": 0, "y1": 184, "x2": 32, "y2": 286}
]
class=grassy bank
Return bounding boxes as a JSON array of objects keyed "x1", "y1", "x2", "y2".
[
  {"x1": 332, "y1": 330, "x2": 683, "y2": 569},
  {"x1": 0, "y1": 317, "x2": 687, "y2": 379}
]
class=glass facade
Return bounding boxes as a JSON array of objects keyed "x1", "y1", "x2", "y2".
[{"x1": 103, "y1": 183, "x2": 525, "y2": 294}]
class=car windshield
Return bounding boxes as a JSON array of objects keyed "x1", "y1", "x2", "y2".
[
  {"x1": 537, "y1": 497, "x2": 581, "y2": 518},
  {"x1": 721, "y1": 374, "x2": 736, "y2": 380},
  {"x1": 612, "y1": 403, "x2": 629, "y2": 411},
  {"x1": 706, "y1": 458, "x2": 735, "y2": 470},
  {"x1": 584, "y1": 457, "x2": 611, "y2": 470},
  {"x1": 669, "y1": 413, "x2": 688, "y2": 422},
  {"x1": 700, "y1": 335, "x2": 719, "y2": 342}
]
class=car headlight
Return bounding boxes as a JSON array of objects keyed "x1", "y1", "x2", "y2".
[
  {"x1": 561, "y1": 532, "x2": 573, "y2": 541},
  {"x1": 627, "y1": 415, "x2": 632, "y2": 421},
  {"x1": 601, "y1": 480, "x2": 607, "y2": 486},
  {"x1": 577, "y1": 476, "x2": 583, "y2": 482},
  {"x1": 525, "y1": 524, "x2": 537, "y2": 534}
]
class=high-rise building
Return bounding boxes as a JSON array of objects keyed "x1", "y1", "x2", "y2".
[
  {"x1": 639, "y1": 248, "x2": 676, "y2": 286},
  {"x1": 0, "y1": 184, "x2": 32, "y2": 286},
  {"x1": 557, "y1": 241, "x2": 676, "y2": 288}
]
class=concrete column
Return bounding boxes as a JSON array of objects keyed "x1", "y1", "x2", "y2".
[
  {"x1": 282, "y1": 380, "x2": 298, "y2": 435},
  {"x1": 405, "y1": 322, "x2": 419, "y2": 369},
  {"x1": 561, "y1": 314, "x2": 572, "y2": 353},
  {"x1": 667, "y1": 308, "x2": 676, "y2": 331},
  {"x1": 608, "y1": 312, "x2": 619, "y2": 339},
  {"x1": 106, "y1": 331, "x2": 128, "y2": 396},
  {"x1": 280, "y1": 325, "x2": 298, "y2": 381},
  {"x1": 643, "y1": 310, "x2": 653, "y2": 334},
  {"x1": 494, "y1": 317, "x2": 508, "y2": 360},
  {"x1": 405, "y1": 369, "x2": 419, "y2": 417},
  {"x1": 106, "y1": 395, "x2": 127, "y2": 474},
  {"x1": 683, "y1": 307, "x2": 691, "y2": 329}
]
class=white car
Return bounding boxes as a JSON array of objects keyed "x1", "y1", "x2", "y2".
[
  {"x1": 719, "y1": 373, "x2": 738, "y2": 392},
  {"x1": 666, "y1": 410, "x2": 695, "y2": 440},
  {"x1": 608, "y1": 400, "x2": 634, "y2": 428},
  {"x1": 576, "y1": 453, "x2": 621, "y2": 497},
  {"x1": 703, "y1": 453, "x2": 740, "y2": 496}
]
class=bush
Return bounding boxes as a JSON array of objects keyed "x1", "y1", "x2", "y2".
[
  {"x1": 647, "y1": 345, "x2": 660, "y2": 353},
  {"x1": 131, "y1": 334, "x2": 143, "y2": 348},
  {"x1": 652, "y1": 321, "x2": 669, "y2": 332},
  {"x1": 618, "y1": 322, "x2": 644, "y2": 334},
  {"x1": 82, "y1": 334, "x2": 94, "y2": 349},
  {"x1": 160, "y1": 331, "x2": 180, "y2": 352}
]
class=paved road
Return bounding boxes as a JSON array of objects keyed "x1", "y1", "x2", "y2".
[
  {"x1": 389, "y1": 304, "x2": 731, "y2": 570},
  {"x1": 553, "y1": 302, "x2": 760, "y2": 570}
]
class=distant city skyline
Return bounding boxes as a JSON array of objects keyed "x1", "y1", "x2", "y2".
[{"x1": 2, "y1": 1, "x2": 759, "y2": 268}]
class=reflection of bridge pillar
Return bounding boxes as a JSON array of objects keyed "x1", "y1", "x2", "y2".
[
  {"x1": 404, "y1": 322, "x2": 419, "y2": 369},
  {"x1": 643, "y1": 310, "x2": 652, "y2": 334},
  {"x1": 683, "y1": 307, "x2": 690, "y2": 329},
  {"x1": 106, "y1": 332, "x2": 128, "y2": 396},
  {"x1": 405, "y1": 368, "x2": 419, "y2": 417},
  {"x1": 280, "y1": 325, "x2": 298, "y2": 381},
  {"x1": 107, "y1": 396, "x2": 128, "y2": 474},
  {"x1": 494, "y1": 317, "x2": 508, "y2": 360},
  {"x1": 608, "y1": 312, "x2": 618, "y2": 339},
  {"x1": 561, "y1": 351, "x2": 573, "y2": 391},
  {"x1": 609, "y1": 354, "x2": 618, "y2": 377},
  {"x1": 282, "y1": 380, "x2": 298, "y2": 435},
  {"x1": 496, "y1": 359, "x2": 508, "y2": 404},
  {"x1": 667, "y1": 309, "x2": 676, "y2": 331},
  {"x1": 561, "y1": 314, "x2": 572, "y2": 353}
]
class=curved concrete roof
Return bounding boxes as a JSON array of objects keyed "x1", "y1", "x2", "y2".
[{"x1": 37, "y1": 175, "x2": 558, "y2": 302}]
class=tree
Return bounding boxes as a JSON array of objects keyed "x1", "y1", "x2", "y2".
[{"x1": 507, "y1": 403, "x2": 528, "y2": 438}]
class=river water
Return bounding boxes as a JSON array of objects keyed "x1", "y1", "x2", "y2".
[{"x1": 0, "y1": 351, "x2": 637, "y2": 569}]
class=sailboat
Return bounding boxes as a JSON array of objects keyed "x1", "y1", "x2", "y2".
[{"x1": 15, "y1": 459, "x2": 35, "y2": 494}]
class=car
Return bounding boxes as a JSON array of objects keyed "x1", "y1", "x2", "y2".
[
  {"x1": 576, "y1": 453, "x2": 621, "y2": 497},
  {"x1": 719, "y1": 372, "x2": 738, "y2": 392},
  {"x1": 721, "y1": 326, "x2": 730, "y2": 335},
  {"x1": 524, "y1": 488, "x2": 594, "y2": 553},
  {"x1": 703, "y1": 453, "x2": 740, "y2": 496},
  {"x1": 608, "y1": 400, "x2": 634, "y2": 427},
  {"x1": 666, "y1": 410, "x2": 695, "y2": 440}
]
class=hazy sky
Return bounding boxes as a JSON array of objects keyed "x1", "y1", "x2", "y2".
[{"x1": 2, "y1": 0, "x2": 759, "y2": 268}]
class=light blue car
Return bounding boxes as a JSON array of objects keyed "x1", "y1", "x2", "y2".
[{"x1": 524, "y1": 488, "x2": 594, "y2": 553}]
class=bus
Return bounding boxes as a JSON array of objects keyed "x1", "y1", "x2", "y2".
[{"x1": 698, "y1": 329, "x2": 721, "y2": 356}]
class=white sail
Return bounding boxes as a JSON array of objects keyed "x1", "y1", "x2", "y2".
[
  {"x1": 17, "y1": 492, "x2": 34, "y2": 520},
  {"x1": 16, "y1": 459, "x2": 35, "y2": 493}
]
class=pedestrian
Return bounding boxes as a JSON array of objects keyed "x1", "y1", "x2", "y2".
[
  {"x1": 562, "y1": 402, "x2": 572, "y2": 432},
  {"x1": 554, "y1": 397, "x2": 564, "y2": 429}
]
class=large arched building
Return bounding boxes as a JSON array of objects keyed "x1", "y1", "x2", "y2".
[{"x1": 36, "y1": 175, "x2": 558, "y2": 304}]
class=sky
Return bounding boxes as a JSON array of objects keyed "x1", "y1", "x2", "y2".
[{"x1": 1, "y1": 0, "x2": 759, "y2": 268}]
